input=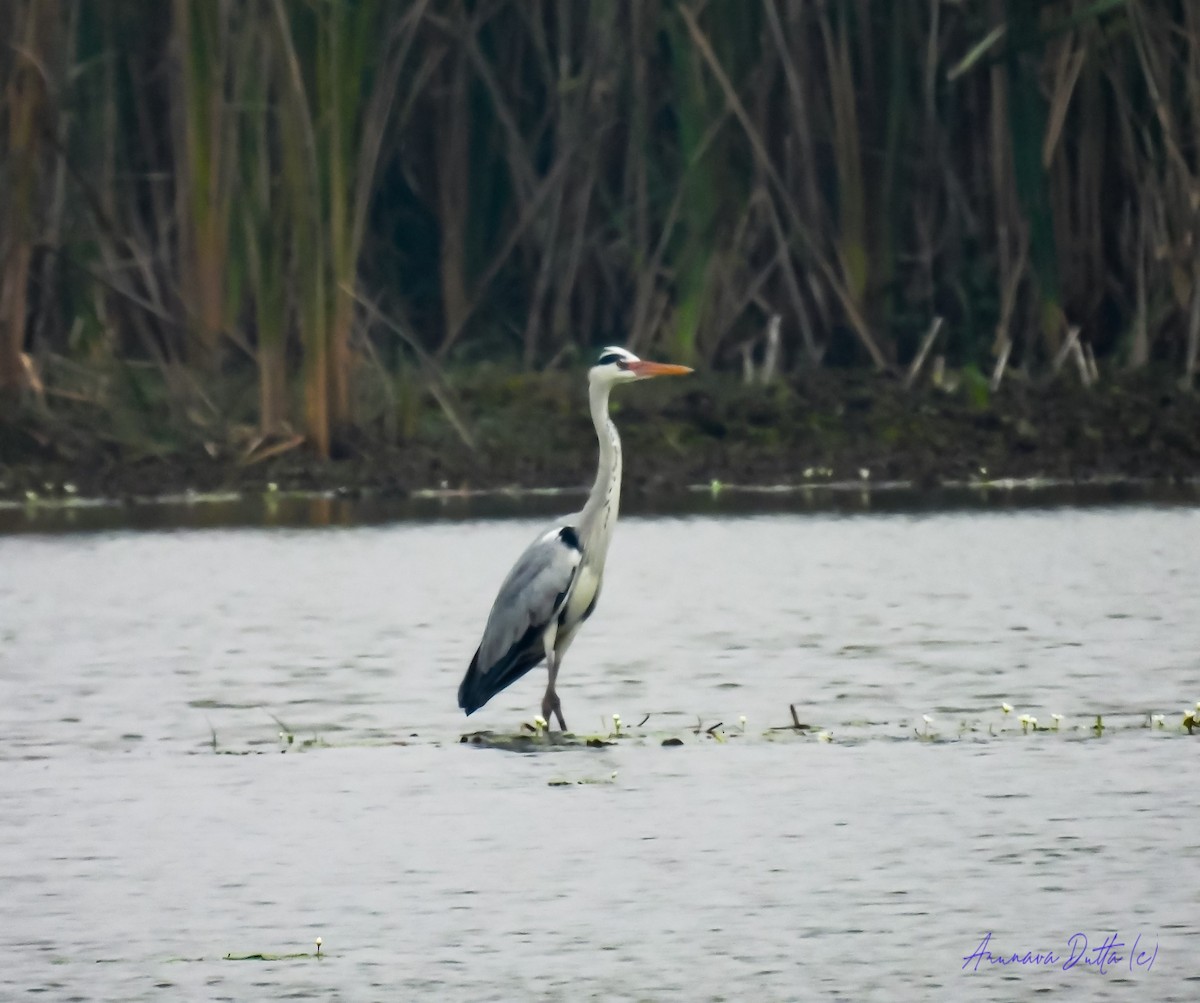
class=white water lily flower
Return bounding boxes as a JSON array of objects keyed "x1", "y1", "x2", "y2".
[{"x1": 1002, "y1": 703, "x2": 1013, "y2": 714}]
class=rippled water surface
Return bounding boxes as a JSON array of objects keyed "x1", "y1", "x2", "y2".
[{"x1": 1, "y1": 501, "x2": 1198, "y2": 1001}]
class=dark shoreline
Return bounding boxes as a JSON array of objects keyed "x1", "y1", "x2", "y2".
[{"x1": 2, "y1": 368, "x2": 1198, "y2": 508}]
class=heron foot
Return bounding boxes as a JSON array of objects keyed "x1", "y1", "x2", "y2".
[{"x1": 541, "y1": 689, "x2": 567, "y2": 732}]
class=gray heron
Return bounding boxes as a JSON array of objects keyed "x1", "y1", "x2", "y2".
[{"x1": 458, "y1": 346, "x2": 693, "y2": 730}]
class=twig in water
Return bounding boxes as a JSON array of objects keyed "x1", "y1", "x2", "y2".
[
  {"x1": 790, "y1": 703, "x2": 802, "y2": 730},
  {"x1": 264, "y1": 709, "x2": 294, "y2": 745},
  {"x1": 636, "y1": 714, "x2": 650, "y2": 728},
  {"x1": 264, "y1": 710, "x2": 291, "y2": 732}
]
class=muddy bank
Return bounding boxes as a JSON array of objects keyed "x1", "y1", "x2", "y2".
[{"x1": 1, "y1": 368, "x2": 1198, "y2": 504}]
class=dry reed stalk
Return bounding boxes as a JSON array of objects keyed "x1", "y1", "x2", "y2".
[
  {"x1": 679, "y1": 3, "x2": 886, "y2": 368},
  {"x1": 990, "y1": 338, "x2": 1013, "y2": 392},
  {"x1": 1183, "y1": 251, "x2": 1200, "y2": 390},
  {"x1": 4, "y1": 0, "x2": 1199, "y2": 444},
  {"x1": 1050, "y1": 325, "x2": 1082, "y2": 378},
  {"x1": 1071, "y1": 339, "x2": 1092, "y2": 387},
  {"x1": 240, "y1": 11, "x2": 288, "y2": 436},
  {"x1": 172, "y1": 0, "x2": 238, "y2": 373},
  {"x1": 905, "y1": 317, "x2": 945, "y2": 389},
  {"x1": 343, "y1": 283, "x2": 476, "y2": 453},
  {"x1": 0, "y1": 0, "x2": 54, "y2": 398}
]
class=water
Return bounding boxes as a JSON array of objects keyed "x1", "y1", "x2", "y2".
[{"x1": 1, "y1": 503, "x2": 1198, "y2": 1000}]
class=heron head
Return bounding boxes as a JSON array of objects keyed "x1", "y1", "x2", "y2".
[{"x1": 590, "y1": 346, "x2": 693, "y2": 385}]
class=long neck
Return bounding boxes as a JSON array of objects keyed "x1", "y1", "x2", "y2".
[{"x1": 580, "y1": 378, "x2": 622, "y2": 553}]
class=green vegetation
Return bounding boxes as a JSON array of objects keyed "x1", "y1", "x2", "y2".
[
  {"x1": 1, "y1": 1, "x2": 1199, "y2": 468},
  {"x1": 200, "y1": 701, "x2": 1198, "y2": 755}
]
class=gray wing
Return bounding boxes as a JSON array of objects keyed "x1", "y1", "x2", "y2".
[{"x1": 458, "y1": 526, "x2": 583, "y2": 714}]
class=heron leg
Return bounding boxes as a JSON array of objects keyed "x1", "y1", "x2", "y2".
[{"x1": 541, "y1": 651, "x2": 567, "y2": 731}]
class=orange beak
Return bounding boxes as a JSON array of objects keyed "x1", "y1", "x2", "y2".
[{"x1": 626, "y1": 360, "x2": 693, "y2": 378}]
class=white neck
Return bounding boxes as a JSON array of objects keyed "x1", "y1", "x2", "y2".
[{"x1": 580, "y1": 378, "x2": 622, "y2": 556}]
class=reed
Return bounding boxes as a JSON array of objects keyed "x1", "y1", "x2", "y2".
[
  {"x1": 172, "y1": 0, "x2": 239, "y2": 372},
  {"x1": 239, "y1": 10, "x2": 289, "y2": 436},
  {"x1": 0, "y1": 1, "x2": 57, "y2": 398},
  {"x1": 2, "y1": 0, "x2": 1199, "y2": 441}
]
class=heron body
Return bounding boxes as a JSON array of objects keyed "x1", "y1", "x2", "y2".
[{"x1": 457, "y1": 347, "x2": 692, "y2": 729}]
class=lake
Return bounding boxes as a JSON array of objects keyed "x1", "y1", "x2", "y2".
[{"x1": 1, "y1": 495, "x2": 1197, "y2": 1000}]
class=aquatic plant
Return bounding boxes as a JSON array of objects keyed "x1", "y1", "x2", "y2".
[
  {"x1": 3, "y1": 0, "x2": 1200, "y2": 437},
  {"x1": 548, "y1": 771, "x2": 618, "y2": 788}
]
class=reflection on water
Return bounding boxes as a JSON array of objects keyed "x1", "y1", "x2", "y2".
[
  {"x1": 2, "y1": 478, "x2": 1198, "y2": 535},
  {"x1": 0, "y1": 502, "x2": 1197, "y2": 1000}
]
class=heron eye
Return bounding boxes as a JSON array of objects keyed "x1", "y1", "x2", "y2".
[
  {"x1": 597, "y1": 352, "x2": 623, "y2": 367},
  {"x1": 616, "y1": 359, "x2": 629, "y2": 370}
]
